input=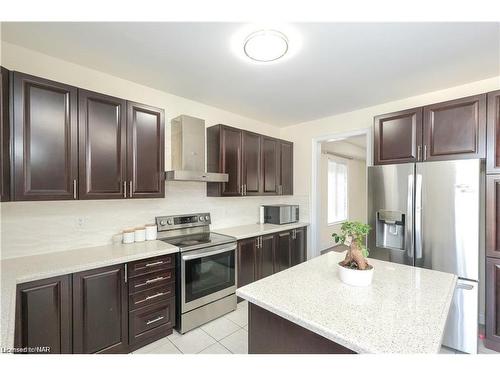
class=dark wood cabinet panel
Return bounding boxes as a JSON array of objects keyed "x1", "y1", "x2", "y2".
[
  {"x1": 279, "y1": 141, "x2": 293, "y2": 195},
  {"x1": 242, "y1": 131, "x2": 261, "y2": 195},
  {"x1": 256, "y1": 234, "x2": 275, "y2": 280},
  {"x1": 0, "y1": 66, "x2": 10, "y2": 202},
  {"x1": 220, "y1": 125, "x2": 242, "y2": 196},
  {"x1": 423, "y1": 94, "x2": 486, "y2": 161},
  {"x1": 12, "y1": 72, "x2": 78, "y2": 200},
  {"x1": 276, "y1": 231, "x2": 292, "y2": 272},
  {"x1": 487, "y1": 175, "x2": 500, "y2": 259},
  {"x1": 374, "y1": 108, "x2": 422, "y2": 165},
  {"x1": 15, "y1": 275, "x2": 72, "y2": 354},
  {"x1": 72, "y1": 264, "x2": 128, "y2": 354},
  {"x1": 485, "y1": 257, "x2": 500, "y2": 352},
  {"x1": 291, "y1": 227, "x2": 307, "y2": 266},
  {"x1": 261, "y1": 137, "x2": 280, "y2": 194},
  {"x1": 487, "y1": 90, "x2": 500, "y2": 173},
  {"x1": 79, "y1": 89, "x2": 126, "y2": 199},
  {"x1": 126, "y1": 101, "x2": 165, "y2": 198},
  {"x1": 237, "y1": 237, "x2": 257, "y2": 288}
]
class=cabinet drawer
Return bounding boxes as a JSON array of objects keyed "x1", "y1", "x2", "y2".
[
  {"x1": 129, "y1": 283, "x2": 174, "y2": 311},
  {"x1": 129, "y1": 299, "x2": 174, "y2": 338},
  {"x1": 128, "y1": 268, "x2": 174, "y2": 293},
  {"x1": 128, "y1": 254, "x2": 175, "y2": 278}
]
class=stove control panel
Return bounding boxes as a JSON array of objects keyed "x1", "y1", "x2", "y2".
[{"x1": 156, "y1": 213, "x2": 211, "y2": 231}]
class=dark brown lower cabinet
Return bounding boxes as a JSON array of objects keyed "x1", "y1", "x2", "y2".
[
  {"x1": 485, "y1": 257, "x2": 500, "y2": 352},
  {"x1": 15, "y1": 275, "x2": 72, "y2": 354},
  {"x1": 237, "y1": 227, "x2": 307, "y2": 289},
  {"x1": 237, "y1": 237, "x2": 258, "y2": 288},
  {"x1": 256, "y1": 234, "x2": 275, "y2": 280},
  {"x1": 72, "y1": 264, "x2": 128, "y2": 354}
]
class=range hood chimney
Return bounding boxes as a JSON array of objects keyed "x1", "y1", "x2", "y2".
[{"x1": 165, "y1": 115, "x2": 228, "y2": 182}]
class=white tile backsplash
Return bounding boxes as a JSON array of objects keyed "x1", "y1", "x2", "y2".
[{"x1": 0, "y1": 181, "x2": 309, "y2": 259}]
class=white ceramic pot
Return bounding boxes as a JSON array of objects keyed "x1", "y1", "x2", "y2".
[{"x1": 337, "y1": 262, "x2": 374, "y2": 287}]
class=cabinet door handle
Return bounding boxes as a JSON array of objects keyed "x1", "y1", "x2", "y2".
[
  {"x1": 423, "y1": 145, "x2": 427, "y2": 161},
  {"x1": 123, "y1": 181, "x2": 127, "y2": 198},
  {"x1": 240, "y1": 184, "x2": 244, "y2": 196},
  {"x1": 146, "y1": 316, "x2": 165, "y2": 325},
  {"x1": 73, "y1": 179, "x2": 77, "y2": 199},
  {"x1": 244, "y1": 184, "x2": 247, "y2": 195},
  {"x1": 124, "y1": 264, "x2": 128, "y2": 283},
  {"x1": 129, "y1": 181, "x2": 133, "y2": 197},
  {"x1": 417, "y1": 145, "x2": 421, "y2": 161},
  {"x1": 135, "y1": 292, "x2": 167, "y2": 305},
  {"x1": 134, "y1": 276, "x2": 168, "y2": 288}
]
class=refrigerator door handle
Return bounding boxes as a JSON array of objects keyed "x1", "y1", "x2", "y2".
[
  {"x1": 415, "y1": 173, "x2": 423, "y2": 259},
  {"x1": 406, "y1": 174, "x2": 414, "y2": 259}
]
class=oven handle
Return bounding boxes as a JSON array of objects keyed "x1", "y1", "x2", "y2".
[{"x1": 182, "y1": 244, "x2": 236, "y2": 261}]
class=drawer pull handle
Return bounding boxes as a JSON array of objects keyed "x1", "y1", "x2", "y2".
[
  {"x1": 135, "y1": 292, "x2": 167, "y2": 305},
  {"x1": 145, "y1": 261, "x2": 164, "y2": 267},
  {"x1": 134, "y1": 276, "x2": 169, "y2": 288},
  {"x1": 146, "y1": 316, "x2": 164, "y2": 325}
]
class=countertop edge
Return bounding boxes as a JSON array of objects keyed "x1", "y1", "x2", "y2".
[{"x1": 215, "y1": 222, "x2": 310, "y2": 240}]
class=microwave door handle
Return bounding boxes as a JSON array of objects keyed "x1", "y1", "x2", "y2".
[{"x1": 182, "y1": 245, "x2": 236, "y2": 261}]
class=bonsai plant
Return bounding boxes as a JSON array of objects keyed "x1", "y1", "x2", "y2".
[{"x1": 332, "y1": 221, "x2": 373, "y2": 286}]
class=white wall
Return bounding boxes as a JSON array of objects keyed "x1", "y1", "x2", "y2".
[
  {"x1": 0, "y1": 42, "x2": 308, "y2": 259},
  {"x1": 319, "y1": 141, "x2": 366, "y2": 250}
]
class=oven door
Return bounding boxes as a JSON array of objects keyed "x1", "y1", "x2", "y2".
[{"x1": 181, "y1": 243, "x2": 236, "y2": 313}]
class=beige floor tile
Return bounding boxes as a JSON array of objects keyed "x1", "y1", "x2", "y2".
[
  {"x1": 168, "y1": 327, "x2": 216, "y2": 354},
  {"x1": 131, "y1": 337, "x2": 174, "y2": 354},
  {"x1": 220, "y1": 328, "x2": 248, "y2": 354},
  {"x1": 225, "y1": 305, "x2": 248, "y2": 327},
  {"x1": 200, "y1": 316, "x2": 241, "y2": 341},
  {"x1": 478, "y1": 339, "x2": 499, "y2": 354},
  {"x1": 145, "y1": 339, "x2": 182, "y2": 354},
  {"x1": 199, "y1": 342, "x2": 232, "y2": 354},
  {"x1": 439, "y1": 346, "x2": 457, "y2": 354}
]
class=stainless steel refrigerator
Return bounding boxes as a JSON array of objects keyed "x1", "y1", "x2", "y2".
[{"x1": 368, "y1": 159, "x2": 481, "y2": 354}]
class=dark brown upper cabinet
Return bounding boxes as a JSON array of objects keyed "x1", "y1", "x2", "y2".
[
  {"x1": 12, "y1": 72, "x2": 78, "y2": 201},
  {"x1": 126, "y1": 102, "x2": 165, "y2": 199},
  {"x1": 279, "y1": 140, "x2": 294, "y2": 195},
  {"x1": 79, "y1": 90, "x2": 127, "y2": 199},
  {"x1": 0, "y1": 66, "x2": 10, "y2": 202},
  {"x1": 487, "y1": 90, "x2": 500, "y2": 173},
  {"x1": 72, "y1": 264, "x2": 128, "y2": 354},
  {"x1": 487, "y1": 175, "x2": 500, "y2": 259},
  {"x1": 485, "y1": 257, "x2": 500, "y2": 352},
  {"x1": 374, "y1": 108, "x2": 422, "y2": 165},
  {"x1": 423, "y1": 94, "x2": 486, "y2": 161},
  {"x1": 207, "y1": 124, "x2": 293, "y2": 196},
  {"x1": 242, "y1": 131, "x2": 261, "y2": 195},
  {"x1": 15, "y1": 275, "x2": 72, "y2": 354},
  {"x1": 261, "y1": 136, "x2": 280, "y2": 195}
]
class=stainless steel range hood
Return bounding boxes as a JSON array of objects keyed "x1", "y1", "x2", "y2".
[{"x1": 165, "y1": 115, "x2": 228, "y2": 182}]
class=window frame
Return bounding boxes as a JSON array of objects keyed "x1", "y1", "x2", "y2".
[{"x1": 327, "y1": 156, "x2": 349, "y2": 226}]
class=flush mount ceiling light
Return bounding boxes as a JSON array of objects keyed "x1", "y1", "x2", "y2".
[{"x1": 243, "y1": 30, "x2": 289, "y2": 62}]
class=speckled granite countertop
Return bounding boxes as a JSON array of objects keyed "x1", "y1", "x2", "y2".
[
  {"x1": 215, "y1": 222, "x2": 309, "y2": 240},
  {"x1": 237, "y1": 251, "x2": 457, "y2": 354},
  {"x1": 1, "y1": 241, "x2": 179, "y2": 350}
]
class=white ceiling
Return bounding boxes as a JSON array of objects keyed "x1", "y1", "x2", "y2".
[{"x1": 2, "y1": 22, "x2": 499, "y2": 127}]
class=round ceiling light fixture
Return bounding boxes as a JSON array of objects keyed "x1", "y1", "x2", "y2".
[{"x1": 243, "y1": 30, "x2": 289, "y2": 62}]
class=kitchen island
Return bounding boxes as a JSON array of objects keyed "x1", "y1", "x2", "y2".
[{"x1": 236, "y1": 251, "x2": 457, "y2": 354}]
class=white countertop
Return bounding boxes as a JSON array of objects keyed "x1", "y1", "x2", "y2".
[
  {"x1": 1, "y1": 240, "x2": 179, "y2": 350},
  {"x1": 215, "y1": 222, "x2": 309, "y2": 240},
  {"x1": 236, "y1": 251, "x2": 457, "y2": 354}
]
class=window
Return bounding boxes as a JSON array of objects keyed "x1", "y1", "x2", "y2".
[{"x1": 327, "y1": 158, "x2": 348, "y2": 224}]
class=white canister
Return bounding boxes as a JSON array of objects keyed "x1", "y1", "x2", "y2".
[
  {"x1": 122, "y1": 229, "x2": 135, "y2": 244},
  {"x1": 145, "y1": 224, "x2": 157, "y2": 241},
  {"x1": 134, "y1": 227, "x2": 146, "y2": 242}
]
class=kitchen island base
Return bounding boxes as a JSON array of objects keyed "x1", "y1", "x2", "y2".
[{"x1": 248, "y1": 303, "x2": 355, "y2": 354}]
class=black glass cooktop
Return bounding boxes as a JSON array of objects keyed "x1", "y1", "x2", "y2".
[{"x1": 160, "y1": 232, "x2": 235, "y2": 251}]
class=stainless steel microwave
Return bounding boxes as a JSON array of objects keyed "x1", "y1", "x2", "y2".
[{"x1": 263, "y1": 205, "x2": 299, "y2": 225}]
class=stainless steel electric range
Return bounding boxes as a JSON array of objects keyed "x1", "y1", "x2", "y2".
[{"x1": 155, "y1": 213, "x2": 237, "y2": 334}]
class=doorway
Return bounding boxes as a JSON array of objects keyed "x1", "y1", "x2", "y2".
[{"x1": 310, "y1": 129, "x2": 371, "y2": 257}]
